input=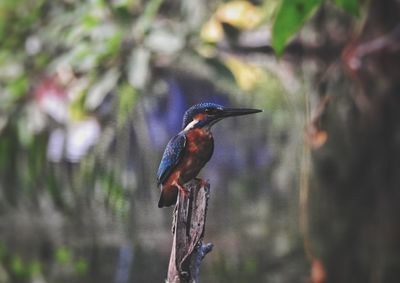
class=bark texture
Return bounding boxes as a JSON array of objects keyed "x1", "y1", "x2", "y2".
[{"x1": 167, "y1": 180, "x2": 213, "y2": 283}]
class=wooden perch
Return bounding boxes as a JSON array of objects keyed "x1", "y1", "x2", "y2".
[{"x1": 166, "y1": 180, "x2": 213, "y2": 283}]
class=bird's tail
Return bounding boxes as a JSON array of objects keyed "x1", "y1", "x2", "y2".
[{"x1": 158, "y1": 186, "x2": 178, "y2": 208}]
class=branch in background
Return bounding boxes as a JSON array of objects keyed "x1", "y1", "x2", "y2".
[{"x1": 167, "y1": 180, "x2": 213, "y2": 283}]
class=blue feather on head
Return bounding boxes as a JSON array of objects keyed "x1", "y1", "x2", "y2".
[{"x1": 182, "y1": 102, "x2": 224, "y2": 129}]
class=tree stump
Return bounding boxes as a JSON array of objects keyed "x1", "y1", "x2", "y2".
[{"x1": 166, "y1": 180, "x2": 213, "y2": 283}]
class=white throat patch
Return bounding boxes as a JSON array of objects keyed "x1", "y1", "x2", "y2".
[{"x1": 183, "y1": 119, "x2": 199, "y2": 131}]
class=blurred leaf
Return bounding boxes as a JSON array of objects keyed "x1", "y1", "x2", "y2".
[
  {"x1": 145, "y1": 28, "x2": 185, "y2": 54},
  {"x1": 216, "y1": 1, "x2": 263, "y2": 30},
  {"x1": 201, "y1": 17, "x2": 224, "y2": 43},
  {"x1": 133, "y1": 0, "x2": 163, "y2": 39},
  {"x1": 33, "y1": 53, "x2": 49, "y2": 69},
  {"x1": 105, "y1": 32, "x2": 123, "y2": 58},
  {"x1": 101, "y1": 172, "x2": 129, "y2": 215},
  {"x1": 17, "y1": 115, "x2": 34, "y2": 148},
  {"x1": 74, "y1": 258, "x2": 88, "y2": 274},
  {"x1": 69, "y1": 91, "x2": 88, "y2": 121},
  {"x1": 10, "y1": 255, "x2": 24, "y2": 275},
  {"x1": 55, "y1": 247, "x2": 72, "y2": 265},
  {"x1": 86, "y1": 69, "x2": 120, "y2": 111},
  {"x1": 112, "y1": 0, "x2": 137, "y2": 9},
  {"x1": 26, "y1": 102, "x2": 46, "y2": 134},
  {"x1": 117, "y1": 83, "x2": 137, "y2": 128},
  {"x1": 0, "y1": 56, "x2": 23, "y2": 80},
  {"x1": 67, "y1": 43, "x2": 99, "y2": 72},
  {"x1": 28, "y1": 260, "x2": 42, "y2": 276},
  {"x1": 181, "y1": 0, "x2": 206, "y2": 29},
  {"x1": 127, "y1": 47, "x2": 150, "y2": 89},
  {"x1": 0, "y1": 115, "x2": 8, "y2": 135},
  {"x1": 82, "y1": 14, "x2": 99, "y2": 29},
  {"x1": 223, "y1": 56, "x2": 265, "y2": 91},
  {"x1": 272, "y1": 0, "x2": 322, "y2": 56},
  {"x1": 7, "y1": 76, "x2": 29, "y2": 100},
  {"x1": 261, "y1": 0, "x2": 281, "y2": 23},
  {"x1": 244, "y1": 258, "x2": 257, "y2": 274},
  {"x1": 331, "y1": 0, "x2": 359, "y2": 16}
]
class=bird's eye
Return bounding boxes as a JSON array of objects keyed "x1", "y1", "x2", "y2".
[{"x1": 204, "y1": 108, "x2": 210, "y2": 113}]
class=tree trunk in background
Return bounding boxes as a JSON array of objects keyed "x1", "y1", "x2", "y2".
[{"x1": 307, "y1": 0, "x2": 400, "y2": 282}]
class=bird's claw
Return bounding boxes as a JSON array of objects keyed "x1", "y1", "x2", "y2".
[
  {"x1": 194, "y1": 178, "x2": 209, "y2": 187},
  {"x1": 179, "y1": 187, "x2": 190, "y2": 198}
]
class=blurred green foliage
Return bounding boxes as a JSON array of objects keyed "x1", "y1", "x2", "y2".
[
  {"x1": 0, "y1": 0, "x2": 363, "y2": 282},
  {"x1": 272, "y1": 0, "x2": 323, "y2": 55},
  {"x1": 55, "y1": 247, "x2": 72, "y2": 265},
  {"x1": 272, "y1": 0, "x2": 360, "y2": 55},
  {"x1": 332, "y1": 0, "x2": 360, "y2": 16},
  {"x1": 0, "y1": 242, "x2": 43, "y2": 281},
  {"x1": 0, "y1": 242, "x2": 87, "y2": 282},
  {"x1": 0, "y1": 0, "x2": 300, "y2": 213},
  {"x1": 0, "y1": 0, "x2": 361, "y2": 139},
  {"x1": 10, "y1": 256, "x2": 24, "y2": 276},
  {"x1": 74, "y1": 258, "x2": 89, "y2": 274}
]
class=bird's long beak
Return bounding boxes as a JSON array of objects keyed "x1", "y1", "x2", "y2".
[{"x1": 220, "y1": 108, "x2": 262, "y2": 118}]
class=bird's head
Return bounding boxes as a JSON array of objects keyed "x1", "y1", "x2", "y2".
[{"x1": 182, "y1": 102, "x2": 262, "y2": 131}]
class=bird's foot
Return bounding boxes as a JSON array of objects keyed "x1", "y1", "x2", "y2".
[
  {"x1": 194, "y1": 178, "x2": 209, "y2": 188},
  {"x1": 178, "y1": 186, "x2": 190, "y2": 198}
]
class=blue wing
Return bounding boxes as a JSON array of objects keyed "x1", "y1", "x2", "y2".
[{"x1": 157, "y1": 133, "x2": 186, "y2": 186}]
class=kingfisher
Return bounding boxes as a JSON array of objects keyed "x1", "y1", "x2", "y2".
[{"x1": 157, "y1": 102, "x2": 262, "y2": 207}]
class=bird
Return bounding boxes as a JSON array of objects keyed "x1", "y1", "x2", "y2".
[{"x1": 157, "y1": 102, "x2": 262, "y2": 208}]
